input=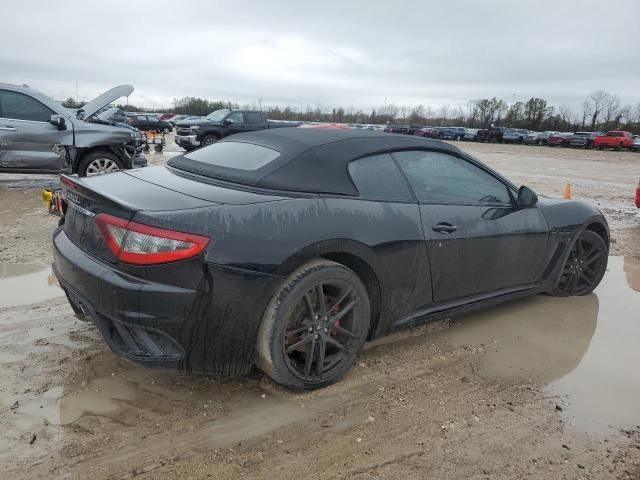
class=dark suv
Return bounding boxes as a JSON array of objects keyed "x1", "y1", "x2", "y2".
[
  {"x1": 570, "y1": 132, "x2": 599, "y2": 149},
  {"x1": 476, "y1": 127, "x2": 506, "y2": 143},
  {"x1": 126, "y1": 114, "x2": 173, "y2": 133}
]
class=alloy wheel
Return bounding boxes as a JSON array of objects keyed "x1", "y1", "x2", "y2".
[
  {"x1": 282, "y1": 280, "x2": 364, "y2": 381},
  {"x1": 556, "y1": 233, "x2": 606, "y2": 296},
  {"x1": 85, "y1": 158, "x2": 120, "y2": 176}
]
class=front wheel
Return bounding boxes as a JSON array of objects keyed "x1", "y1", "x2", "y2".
[
  {"x1": 549, "y1": 230, "x2": 608, "y2": 297},
  {"x1": 256, "y1": 260, "x2": 370, "y2": 390},
  {"x1": 200, "y1": 135, "x2": 218, "y2": 147},
  {"x1": 163, "y1": 127, "x2": 170, "y2": 134},
  {"x1": 77, "y1": 151, "x2": 123, "y2": 177}
]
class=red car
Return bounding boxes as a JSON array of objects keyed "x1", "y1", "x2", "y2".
[
  {"x1": 594, "y1": 131, "x2": 634, "y2": 150},
  {"x1": 548, "y1": 132, "x2": 573, "y2": 147}
]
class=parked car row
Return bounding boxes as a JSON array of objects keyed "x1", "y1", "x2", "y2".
[{"x1": 385, "y1": 123, "x2": 639, "y2": 151}]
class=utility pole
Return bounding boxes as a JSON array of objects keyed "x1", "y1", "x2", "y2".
[{"x1": 75, "y1": 80, "x2": 79, "y2": 103}]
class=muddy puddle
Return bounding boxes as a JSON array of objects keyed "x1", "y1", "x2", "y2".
[
  {"x1": 431, "y1": 255, "x2": 640, "y2": 435},
  {"x1": 0, "y1": 262, "x2": 63, "y2": 308}
]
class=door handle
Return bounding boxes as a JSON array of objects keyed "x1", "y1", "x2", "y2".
[
  {"x1": 0, "y1": 126, "x2": 18, "y2": 131},
  {"x1": 432, "y1": 222, "x2": 458, "y2": 234}
]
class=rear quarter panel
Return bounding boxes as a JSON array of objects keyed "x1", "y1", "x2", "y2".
[{"x1": 133, "y1": 197, "x2": 432, "y2": 336}]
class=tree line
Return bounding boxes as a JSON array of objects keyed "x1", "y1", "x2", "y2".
[{"x1": 64, "y1": 90, "x2": 640, "y2": 133}]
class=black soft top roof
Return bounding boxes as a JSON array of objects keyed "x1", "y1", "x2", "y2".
[{"x1": 168, "y1": 128, "x2": 461, "y2": 195}]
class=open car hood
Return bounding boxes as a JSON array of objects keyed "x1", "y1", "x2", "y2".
[{"x1": 76, "y1": 85, "x2": 134, "y2": 120}]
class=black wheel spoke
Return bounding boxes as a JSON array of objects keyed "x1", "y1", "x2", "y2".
[
  {"x1": 286, "y1": 334, "x2": 312, "y2": 353},
  {"x1": 328, "y1": 287, "x2": 352, "y2": 314},
  {"x1": 285, "y1": 324, "x2": 311, "y2": 336},
  {"x1": 316, "y1": 337, "x2": 327, "y2": 379},
  {"x1": 333, "y1": 325, "x2": 359, "y2": 338},
  {"x1": 304, "y1": 293, "x2": 316, "y2": 319},
  {"x1": 584, "y1": 245, "x2": 599, "y2": 260},
  {"x1": 582, "y1": 263, "x2": 597, "y2": 278},
  {"x1": 570, "y1": 271, "x2": 580, "y2": 294},
  {"x1": 315, "y1": 283, "x2": 326, "y2": 315},
  {"x1": 329, "y1": 299, "x2": 357, "y2": 326},
  {"x1": 585, "y1": 251, "x2": 602, "y2": 265},
  {"x1": 326, "y1": 335, "x2": 347, "y2": 352},
  {"x1": 304, "y1": 337, "x2": 317, "y2": 376}
]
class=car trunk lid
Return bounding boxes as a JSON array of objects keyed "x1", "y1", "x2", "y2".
[
  {"x1": 61, "y1": 168, "x2": 290, "y2": 263},
  {"x1": 60, "y1": 172, "x2": 220, "y2": 263}
]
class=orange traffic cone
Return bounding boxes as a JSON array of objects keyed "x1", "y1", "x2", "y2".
[{"x1": 563, "y1": 183, "x2": 572, "y2": 199}]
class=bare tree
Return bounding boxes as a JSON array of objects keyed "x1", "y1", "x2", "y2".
[
  {"x1": 583, "y1": 90, "x2": 611, "y2": 130},
  {"x1": 438, "y1": 104, "x2": 450, "y2": 126}
]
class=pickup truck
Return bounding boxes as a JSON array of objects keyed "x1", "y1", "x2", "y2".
[
  {"x1": 594, "y1": 131, "x2": 634, "y2": 150},
  {"x1": 175, "y1": 109, "x2": 300, "y2": 151},
  {"x1": 0, "y1": 83, "x2": 145, "y2": 176},
  {"x1": 476, "y1": 127, "x2": 506, "y2": 143}
]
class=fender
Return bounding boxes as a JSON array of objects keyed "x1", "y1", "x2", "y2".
[{"x1": 537, "y1": 197, "x2": 609, "y2": 290}]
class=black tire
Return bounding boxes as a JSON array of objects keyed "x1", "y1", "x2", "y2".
[
  {"x1": 163, "y1": 127, "x2": 170, "y2": 134},
  {"x1": 548, "y1": 230, "x2": 608, "y2": 297},
  {"x1": 200, "y1": 135, "x2": 218, "y2": 148},
  {"x1": 77, "y1": 151, "x2": 123, "y2": 177},
  {"x1": 256, "y1": 259, "x2": 371, "y2": 390},
  {"x1": 154, "y1": 144, "x2": 163, "y2": 152}
]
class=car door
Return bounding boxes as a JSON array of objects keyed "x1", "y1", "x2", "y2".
[
  {"x1": 244, "y1": 112, "x2": 265, "y2": 133},
  {"x1": 393, "y1": 149, "x2": 549, "y2": 303},
  {"x1": 224, "y1": 111, "x2": 246, "y2": 135},
  {"x1": 346, "y1": 153, "x2": 433, "y2": 322},
  {"x1": 0, "y1": 89, "x2": 66, "y2": 171}
]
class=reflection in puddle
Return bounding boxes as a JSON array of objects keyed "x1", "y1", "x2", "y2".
[
  {"x1": 0, "y1": 262, "x2": 63, "y2": 308},
  {"x1": 435, "y1": 256, "x2": 640, "y2": 434}
]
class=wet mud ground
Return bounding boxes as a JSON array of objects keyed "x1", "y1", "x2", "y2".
[{"x1": 1, "y1": 139, "x2": 640, "y2": 479}]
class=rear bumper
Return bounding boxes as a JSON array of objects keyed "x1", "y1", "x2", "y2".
[{"x1": 53, "y1": 228, "x2": 284, "y2": 375}]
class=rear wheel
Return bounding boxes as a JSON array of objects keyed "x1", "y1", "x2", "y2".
[
  {"x1": 549, "y1": 230, "x2": 607, "y2": 297},
  {"x1": 77, "y1": 151, "x2": 123, "y2": 177},
  {"x1": 256, "y1": 260, "x2": 370, "y2": 389}
]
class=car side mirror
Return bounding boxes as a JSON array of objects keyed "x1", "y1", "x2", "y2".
[
  {"x1": 49, "y1": 115, "x2": 66, "y2": 131},
  {"x1": 223, "y1": 118, "x2": 233, "y2": 126},
  {"x1": 517, "y1": 185, "x2": 538, "y2": 208}
]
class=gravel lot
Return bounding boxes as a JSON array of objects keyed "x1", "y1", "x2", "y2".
[{"x1": 1, "y1": 138, "x2": 639, "y2": 479}]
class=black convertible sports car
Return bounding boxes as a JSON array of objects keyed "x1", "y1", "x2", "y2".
[{"x1": 52, "y1": 128, "x2": 609, "y2": 389}]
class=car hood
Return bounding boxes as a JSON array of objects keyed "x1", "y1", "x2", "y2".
[{"x1": 76, "y1": 85, "x2": 134, "y2": 120}]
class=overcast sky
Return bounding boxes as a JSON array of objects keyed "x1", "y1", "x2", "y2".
[{"x1": 1, "y1": 0, "x2": 639, "y2": 115}]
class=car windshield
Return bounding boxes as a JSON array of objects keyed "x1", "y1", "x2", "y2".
[{"x1": 204, "y1": 109, "x2": 230, "y2": 122}]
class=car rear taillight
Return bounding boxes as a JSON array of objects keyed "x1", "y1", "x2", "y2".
[{"x1": 96, "y1": 213, "x2": 210, "y2": 265}]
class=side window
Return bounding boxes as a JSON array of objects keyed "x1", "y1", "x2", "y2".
[
  {"x1": 226, "y1": 112, "x2": 244, "y2": 124},
  {"x1": 245, "y1": 112, "x2": 262, "y2": 124},
  {"x1": 348, "y1": 153, "x2": 413, "y2": 201},
  {"x1": 394, "y1": 150, "x2": 512, "y2": 205},
  {"x1": 0, "y1": 90, "x2": 54, "y2": 122}
]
